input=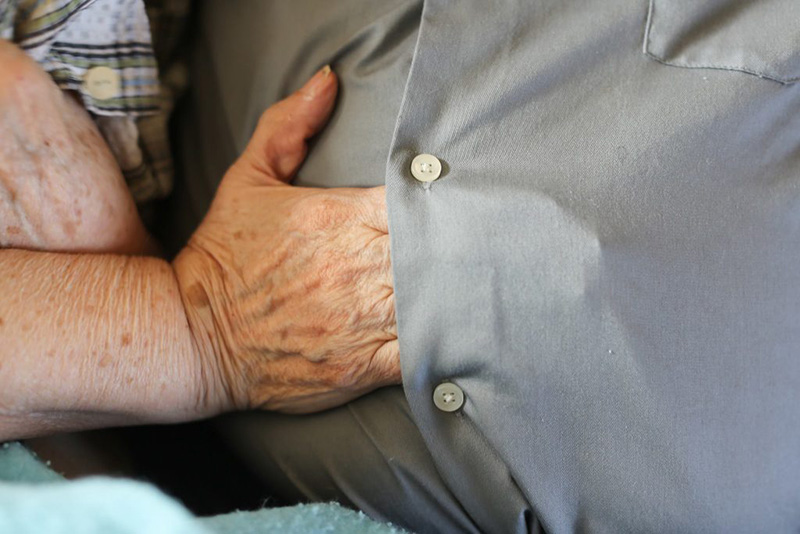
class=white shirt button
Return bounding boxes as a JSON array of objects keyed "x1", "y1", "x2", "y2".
[
  {"x1": 84, "y1": 66, "x2": 121, "y2": 101},
  {"x1": 433, "y1": 382, "x2": 465, "y2": 412},
  {"x1": 411, "y1": 153, "x2": 442, "y2": 182}
]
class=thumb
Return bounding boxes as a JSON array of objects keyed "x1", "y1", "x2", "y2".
[{"x1": 241, "y1": 66, "x2": 338, "y2": 184}]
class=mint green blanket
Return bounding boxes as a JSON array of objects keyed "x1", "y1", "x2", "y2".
[{"x1": 0, "y1": 442, "x2": 406, "y2": 534}]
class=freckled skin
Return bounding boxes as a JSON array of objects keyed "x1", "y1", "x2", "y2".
[
  {"x1": 62, "y1": 220, "x2": 75, "y2": 238},
  {"x1": 0, "y1": 248, "x2": 207, "y2": 440},
  {"x1": 0, "y1": 66, "x2": 400, "y2": 440},
  {"x1": 0, "y1": 40, "x2": 150, "y2": 254},
  {"x1": 174, "y1": 68, "x2": 401, "y2": 413}
]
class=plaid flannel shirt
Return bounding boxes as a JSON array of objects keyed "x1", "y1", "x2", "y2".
[{"x1": 0, "y1": 0, "x2": 189, "y2": 204}]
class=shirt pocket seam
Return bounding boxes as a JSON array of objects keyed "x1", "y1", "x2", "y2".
[{"x1": 642, "y1": 0, "x2": 800, "y2": 85}]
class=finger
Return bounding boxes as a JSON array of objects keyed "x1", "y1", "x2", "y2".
[
  {"x1": 243, "y1": 66, "x2": 338, "y2": 183},
  {"x1": 370, "y1": 339, "x2": 401, "y2": 386},
  {"x1": 358, "y1": 186, "x2": 389, "y2": 234}
]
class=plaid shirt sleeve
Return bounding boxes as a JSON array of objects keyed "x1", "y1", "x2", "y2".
[{"x1": 0, "y1": 0, "x2": 188, "y2": 204}]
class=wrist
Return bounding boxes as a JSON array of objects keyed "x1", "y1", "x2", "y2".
[{"x1": 172, "y1": 244, "x2": 242, "y2": 416}]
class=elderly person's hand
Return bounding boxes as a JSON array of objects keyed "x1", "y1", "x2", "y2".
[
  {"x1": 0, "y1": 58, "x2": 398, "y2": 440},
  {"x1": 175, "y1": 67, "x2": 400, "y2": 414}
]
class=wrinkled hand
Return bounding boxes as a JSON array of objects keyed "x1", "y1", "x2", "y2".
[{"x1": 174, "y1": 67, "x2": 400, "y2": 414}]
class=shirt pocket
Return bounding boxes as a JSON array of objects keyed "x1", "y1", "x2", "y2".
[{"x1": 643, "y1": 0, "x2": 800, "y2": 84}]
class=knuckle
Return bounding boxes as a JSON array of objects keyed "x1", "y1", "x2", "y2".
[
  {"x1": 293, "y1": 193, "x2": 351, "y2": 231},
  {"x1": 330, "y1": 359, "x2": 363, "y2": 389},
  {"x1": 257, "y1": 112, "x2": 304, "y2": 152},
  {"x1": 255, "y1": 105, "x2": 284, "y2": 133},
  {"x1": 257, "y1": 106, "x2": 274, "y2": 126}
]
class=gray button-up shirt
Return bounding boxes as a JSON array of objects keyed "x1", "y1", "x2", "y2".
[{"x1": 177, "y1": 1, "x2": 800, "y2": 531}]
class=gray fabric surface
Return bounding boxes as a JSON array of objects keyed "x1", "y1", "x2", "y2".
[
  {"x1": 644, "y1": 0, "x2": 800, "y2": 83},
  {"x1": 175, "y1": 1, "x2": 800, "y2": 532},
  {"x1": 216, "y1": 387, "x2": 482, "y2": 534}
]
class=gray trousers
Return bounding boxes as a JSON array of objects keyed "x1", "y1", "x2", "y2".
[{"x1": 214, "y1": 389, "x2": 481, "y2": 534}]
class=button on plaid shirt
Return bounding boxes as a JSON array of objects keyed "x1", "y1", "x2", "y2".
[{"x1": 0, "y1": 0, "x2": 189, "y2": 204}]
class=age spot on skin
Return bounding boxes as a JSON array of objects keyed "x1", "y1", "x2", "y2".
[
  {"x1": 61, "y1": 217, "x2": 76, "y2": 238},
  {"x1": 98, "y1": 354, "x2": 112, "y2": 368},
  {"x1": 186, "y1": 283, "x2": 210, "y2": 308},
  {"x1": 6, "y1": 226, "x2": 20, "y2": 236},
  {"x1": 121, "y1": 333, "x2": 131, "y2": 346}
]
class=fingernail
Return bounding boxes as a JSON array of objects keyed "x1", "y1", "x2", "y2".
[{"x1": 303, "y1": 65, "x2": 332, "y2": 100}]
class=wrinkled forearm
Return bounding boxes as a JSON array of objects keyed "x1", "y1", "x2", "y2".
[{"x1": 0, "y1": 249, "x2": 216, "y2": 441}]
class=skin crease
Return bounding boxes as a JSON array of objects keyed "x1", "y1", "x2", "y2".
[
  {"x1": 0, "y1": 250, "x2": 202, "y2": 439},
  {"x1": 0, "y1": 41, "x2": 400, "y2": 440}
]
